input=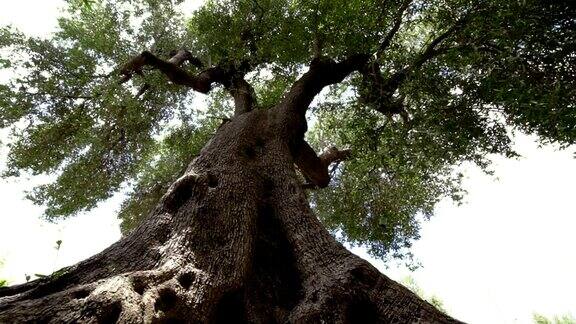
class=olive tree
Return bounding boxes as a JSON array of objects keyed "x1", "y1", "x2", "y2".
[{"x1": 0, "y1": 0, "x2": 573, "y2": 322}]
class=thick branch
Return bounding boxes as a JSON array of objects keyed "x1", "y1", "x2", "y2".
[
  {"x1": 229, "y1": 75, "x2": 257, "y2": 116},
  {"x1": 120, "y1": 51, "x2": 227, "y2": 93},
  {"x1": 167, "y1": 49, "x2": 203, "y2": 68},
  {"x1": 281, "y1": 55, "x2": 370, "y2": 116},
  {"x1": 132, "y1": 49, "x2": 205, "y2": 98},
  {"x1": 120, "y1": 51, "x2": 256, "y2": 115},
  {"x1": 295, "y1": 142, "x2": 351, "y2": 189}
]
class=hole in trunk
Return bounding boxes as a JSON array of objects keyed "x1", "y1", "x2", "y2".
[
  {"x1": 97, "y1": 301, "x2": 122, "y2": 324},
  {"x1": 345, "y1": 299, "x2": 378, "y2": 324},
  {"x1": 72, "y1": 289, "x2": 91, "y2": 299},
  {"x1": 241, "y1": 145, "x2": 256, "y2": 159},
  {"x1": 164, "y1": 176, "x2": 196, "y2": 213},
  {"x1": 255, "y1": 137, "x2": 265, "y2": 147},
  {"x1": 262, "y1": 178, "x2": 274, "y2": 198},
  {"x1": 155, "y1": 288, "x2": 177, "y2": 312},
  {"x1": 254, "y1": 137, "x2": 266, "y2": 155},
  {"x1": 350, "y1": 266, "x2": 377, "y2": 288},
  {"x1": 132, "y1": 278, "x2": 146, "y2": 295},
  {"x1": 197, "y1": 205, "x2": 208, "y2": 217},
  {"x1": 310, "y1": 291, "x2": 319, "y2": 303},
  {"x1": 212, "y1": 290, "x2": 247, "y2": 324},
  {"x1": 177, "y1": 272, "x2": 195, "y2": 290},
  {"x1": 207, "y1": 173, "x2": 218, "y2": 188}
]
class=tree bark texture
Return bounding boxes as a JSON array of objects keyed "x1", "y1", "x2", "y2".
[{"x1": 0, "y1": 55, "x2": 464, "y2": 323}]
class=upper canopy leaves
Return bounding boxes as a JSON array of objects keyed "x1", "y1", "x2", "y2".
[{"x1": 0, "y1": 0, "x2": 573, "y2": 262}]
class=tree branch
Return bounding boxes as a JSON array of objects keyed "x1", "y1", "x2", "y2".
[
  {"x1": 167, "y1": 49, "x2": 203, "y2": 68},
  {"x1": 132, "y1": 50, "x2": 205, "y2": 98},
  {"x1": 376, "y1": 0, "x2": 412, "y2": 58},
  {"x1": 120, "y1": 51, "x2": 226, "y2": 92},
  {"x1": 295, "y1": 142, "x2": 351, "y2": 189},
  {"x1": 360, "y1": 11, "x2": 474, "y2": 117},
  {"x1": 281, "y1": 55, "x2": 370, "y2": 116},
  {"x1": 120, "y1": 51, "x2": 256, "y2": 115},
  {"x1": 229, "y1": 75, "x2": 257, "y2": 116},
  {"x1": 357, "y1": 9, "x2": 481, "y2": 122}
]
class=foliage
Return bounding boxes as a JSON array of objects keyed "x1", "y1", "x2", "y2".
[
  {"x1": 0, "y1": 0, "x2": 574, "y2": 262},
  {"x1": 0, "y1": 258, "x2": 8, "y2": 287},
  {"x1": 0, "y1": 258, "x2": 6, "y2": 287},
  {"x1": 0, "y1": 0, "x2": 201, "y2": 225},
  {"x1": 534, "y1": 313, "x2": 576, "y2": 324}
]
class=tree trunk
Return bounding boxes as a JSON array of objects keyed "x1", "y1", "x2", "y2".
[{"x1": 0, "y1": 107, "x2": 463, "y2": 323}]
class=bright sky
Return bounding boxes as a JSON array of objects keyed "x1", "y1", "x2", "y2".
[{"x1": 0, "y1": 1, "x2": 575, "y2": 323}]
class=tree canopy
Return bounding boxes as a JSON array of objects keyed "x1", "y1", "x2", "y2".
[{"x1": 0, "y1": 0, "x2": 574, "y2": 264}]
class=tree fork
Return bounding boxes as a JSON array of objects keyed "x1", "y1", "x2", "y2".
[{"x1": 121, "y1": 50, "x2": 256, "y2": 115}]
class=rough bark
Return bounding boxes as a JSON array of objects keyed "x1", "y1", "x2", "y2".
[
  {"x1": 0, "y1": 58, "x2": 464, "y2": 323},
  {"x1": 121, "y1": 51, "x2": 255, "y2": 116}
]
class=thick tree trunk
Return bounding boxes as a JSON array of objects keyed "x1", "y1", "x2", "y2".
[{"x1": 0, "y1": 107, "x2": 462, "y2": 323}]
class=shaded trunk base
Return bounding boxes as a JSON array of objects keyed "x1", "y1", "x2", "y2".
[
  {"x1": 0, "y1": 110, "x2": 463, "y2": 323},
  {"x1": 0, "y1": 231, "x2": 459, "y2": 323}
]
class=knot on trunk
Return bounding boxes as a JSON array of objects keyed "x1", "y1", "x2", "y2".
[{"x1": 161, "y1": 174, "x2": 198, "y2": 213}]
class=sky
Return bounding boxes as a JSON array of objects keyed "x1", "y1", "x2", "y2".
[{"x1": 0, "y1": 1, "x2": 575, "y2": 323}]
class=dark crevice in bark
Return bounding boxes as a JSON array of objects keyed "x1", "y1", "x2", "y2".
[
  {"x1": 81, "y1": 299, "x2": 123, "y2": 324},
  {"x1": 207, "y1": 173, "x2": 219, "y2": 188},
  {"x1": 240, "y1": 136, "x2": 267, "y2": 161},
  {"x1": 97, "y1": 300, "x2": 122, "y2": 324},
  {"x1": 250, "y1": 201, "x2": 303, "y2": 312},
  {"x1": 350, "y1": 264, "x2": 378, "y2": 288},
  {"x1": 164, "y1": 319, "x2": 186, "y2": 324},
  {"x1": 0, "y1": 282, "x2": 35, "y2": 298},
  {"x1": 155, "y1": 288, "x2": 178, "y2": 313},
  {"x1": 241, "y1": 145, "x2": 257, "y2": 159},
  {"x1": 162, "y1": 174, "x2": 199, "y2": 213},
  {"x1": 132, "y1": 277, "x2": 146, "y2": 295},
  {"x1": 25, "y1": 268, "x2": 94, "y2": 300},
  {"x1": 345, "y1": 298, "x2": 378, "y2": 324},
  {"x1": 72, "y1": 289, "x2": 91, "y2": 299},
  {"x1": 177, "y1": 272, "x2": 195, "y2": 290},
  {"x1": 212, "y1": 289, "x2": 248, "y2": 324}
]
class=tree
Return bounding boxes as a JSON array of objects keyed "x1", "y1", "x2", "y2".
[{"x1": 0, "y1": 0, "x2": 574, "y2": 322}]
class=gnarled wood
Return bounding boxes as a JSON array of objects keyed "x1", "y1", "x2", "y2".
[
  {"x1": 0, "y1": 58, "x2": 464, "y2": 324},
  {"x1": 121, "y1": 51, "x2": 256, "y2": 115},
  {"x1": 295, "y1": 142, "x2": 351, "y2": 188}
]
